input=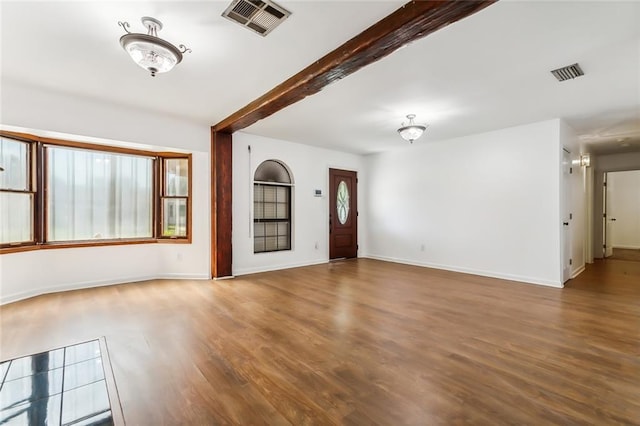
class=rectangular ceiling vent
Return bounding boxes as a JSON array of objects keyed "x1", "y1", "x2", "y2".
[
  {"x1": 551, "y1": 63, "x2": 584, "y2": 82},
  {"x1": 222, "y1": 0, "x2": 291, "y2": 37}
]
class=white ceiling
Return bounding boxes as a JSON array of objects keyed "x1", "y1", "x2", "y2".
[
  {"x1": 0, "y1": 1, "x2": 403, "y2": 123},
  {"x1": 2, "y1": 1, "x2": 639, "y2": 156}
]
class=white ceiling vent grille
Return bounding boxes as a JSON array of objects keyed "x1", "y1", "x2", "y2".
[
  {"x1": 222, "y1": 0, "x2": 291, "y2": 36},
  {"x1": 551, "y1": 63, "x2": 584, "y2": 82}
]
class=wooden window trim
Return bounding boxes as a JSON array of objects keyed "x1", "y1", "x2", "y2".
[
  {"x1": 1, "y1": 239, "x2": 159, "y2": 254},
  {"x1": 0, "y1": 131, "x2": 159, "y2": 158},
  {"x1": 157, "y1": 155, "x2": 192, "y2": 243},
  {"x1": 0, "y1": 131, "x2": 192, "y2": 254},
  {"x1": 0, "y1": 137, "x2": 36, "y2": 247}
]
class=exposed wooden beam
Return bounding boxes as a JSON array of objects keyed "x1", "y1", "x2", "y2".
[
  {"x1": 212, "y1": 0, "x2": 497, "y2": 133},
  {"x1": 211, "y1": 130, "x2": 233, "y2": 278}
]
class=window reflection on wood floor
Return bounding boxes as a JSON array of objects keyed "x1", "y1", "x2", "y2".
[{"x1": 0, "y1": 339, "x2": 121, "y2": 426}]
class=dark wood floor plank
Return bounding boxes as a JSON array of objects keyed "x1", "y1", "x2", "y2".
[{"x1": 1, "y1": 258, "x2": 639, "y2": 424}]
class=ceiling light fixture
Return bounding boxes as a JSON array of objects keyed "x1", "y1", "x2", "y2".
[
  {"x1": 579, "y1": 154, "x2": 591, "y2": 167},
  {"x1": 397, "y1": 114, "x2": 427, "y2": 143},
  {"x1": 118, "y1": 17, "x2": 191, "y2": 77}
]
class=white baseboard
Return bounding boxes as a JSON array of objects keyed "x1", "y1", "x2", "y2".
[
  {"x1": 612, "y1": 245, "x2": 640, "y2": 250},
  {"x1": 570, "y1": 264, "x2": 586, "y2": 279},
  {"x1": 233, "y1": 259, "x2": 328, "y2": 276},
  {"x1": 363, "y1": 254, "x2": 563, "y2": 288},
  {"x1": 1, "y1": 273, "x2": 210, "y2": 306},
  {"x1": 1, "y1": 254, "x2": 566, "y2": 305},
  {"x1": 214, "y1": 275, "x2": 235, "y2": 280},
  {"x1": 158, "y1": 273, "x2": 210, "y2": 280}
]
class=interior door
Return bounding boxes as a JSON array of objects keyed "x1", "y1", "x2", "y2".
[
  {"x1": 562, "y1": 149, "x2": 571, "y2": 283},
  {"x1": 604, "y1": 173, "x2": 614, "y2": 257},
  {"x1": 604, "y1": 170, "x2": 640, "y2": 257},
  {"x1": 329, "y1": 168, "x2": 357, "y2": 259}
]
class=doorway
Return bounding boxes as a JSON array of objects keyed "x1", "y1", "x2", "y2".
[
  {"x1": 562, "y1": 149, "x2": 571, "y2": 283},
  {"x1": 603, "y1": 170, "x2": 640, "y2": 260},
  {"x1": 329, "y1": 168, "x2": 358, "y2": 259}
]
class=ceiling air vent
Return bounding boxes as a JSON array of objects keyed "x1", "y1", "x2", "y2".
[
  {"x1": 550, "y1": 63, "x2": 584, "y2": 82},
  {"x1": 222, "y1": 0, "x2": 291, "y2": 36}
]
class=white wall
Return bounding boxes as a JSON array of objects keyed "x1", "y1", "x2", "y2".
[
  {"x1": 596, "y1": 151, "x2": 640, "y2": 171},
  {"x1": 608, "y1": 170, "x2": 640, "y2": 249},
  {"x1": 0, "y1": 81, "x2": 211, "y2": 304},
  {"x1": 365, "y1": 119, "x2": 563, "y2": 287},
  {"x1": 0, "y1": 80, "x2": 207, "y2": 152},
  {"x1": 232, "y1": 132, "x2": 365, "y2": 276}
]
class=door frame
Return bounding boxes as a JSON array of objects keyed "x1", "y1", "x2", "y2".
[
  {"x1": 562, "y1": 148, "x2": 571, "y2": 283},
  {"x1": 592, "y1": 165, "x2": 640, "y2": 259},
  {"x1": 602, "y1": 169, "x2": 640, "y2": 258},
  {"x1": 603, "y1": 172, "x2": 612, "y2": 257}
]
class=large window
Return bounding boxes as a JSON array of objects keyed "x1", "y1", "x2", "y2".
[
  {"x1": 47, "y1": 147, "x2": 154, "y2": 241},
  {"x1": 0, "y1": 132, "x2": 191, "y2": 252},
  {"x1": 253, "y1": 160, "x2": 292, "y2": 253}
]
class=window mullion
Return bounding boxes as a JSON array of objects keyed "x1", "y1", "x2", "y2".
[
  {"x1": 0, "y1": 189, "x2": 32, "y2": 195},
  {"x1": 35, "y1": 142, "x2": 46, "y2": 244},
  {"x1": 155, "y1": 157, "x2": 161, "y2": 238}
]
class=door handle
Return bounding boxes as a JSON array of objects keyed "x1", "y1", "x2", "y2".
[
  {"x1": 610, "y1": 218, "x2": 617, "y2": 221},
  {"x1": 563, "y1": 222, "x2": 569, "y2": 226}
]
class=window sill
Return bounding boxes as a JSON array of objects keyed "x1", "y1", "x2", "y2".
[
  {"x1": 157, "y1": 237, "x2": 192, "y2": 244},
  {"x1": 0, "y1": 237, "x2": 190, "y2": 254}
]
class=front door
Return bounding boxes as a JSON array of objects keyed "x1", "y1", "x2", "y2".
[{"x1": 329, "y1": 168, "x2": 357, "y2": 259}]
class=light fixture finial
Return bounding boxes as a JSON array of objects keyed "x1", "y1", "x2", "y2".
[{"x1": 397, "y1": 114, "x2": 427, "y2": 143}]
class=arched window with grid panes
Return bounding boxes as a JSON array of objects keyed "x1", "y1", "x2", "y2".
[{"x1": 253, "y1": 160, "x2": 293, "y2": 253}]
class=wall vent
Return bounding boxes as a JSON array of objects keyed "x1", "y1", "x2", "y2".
[
  {"x1": 222, "y1": 0, "x2": 291, "y2": 36},
  {"x1": 550, "y1": 63, "x2": 584, "y2": 82}
]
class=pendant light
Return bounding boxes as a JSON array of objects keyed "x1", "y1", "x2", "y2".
[
  {"x1": 118, "y1": 17, "x2": 191, "y2": 77},
  {"x1": 397, "y1": 114, "x2": 427, "y2": 143}
]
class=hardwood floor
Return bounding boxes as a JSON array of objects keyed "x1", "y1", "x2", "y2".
[
  {"x1": 1, "y1": 259, "x2": 639, "y2": 425},
  {"x1": 610, "y1": 247, "x2": 640, "y2": 262}
]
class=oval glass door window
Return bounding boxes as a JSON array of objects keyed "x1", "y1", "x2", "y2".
[{"x1": 337, "y1": 180, "x2": 350, "y2": 224}]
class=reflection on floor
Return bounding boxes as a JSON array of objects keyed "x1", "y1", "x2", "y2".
[{"x1": 0, "y1": 340, "x2": 113, "y2": 426}]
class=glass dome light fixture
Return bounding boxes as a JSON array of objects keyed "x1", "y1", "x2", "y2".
[
  {"x1": 118, "y1": 17, "x2": 191, "y2": 77},
  {"x1": 397, "y1": 114, "x2": 428, "y2": 143}
]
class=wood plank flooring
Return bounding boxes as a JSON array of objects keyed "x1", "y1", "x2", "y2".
[
  {"x1": 610, "y1": 248, "x2": 640, "y2": 262},
  {"x1": 1, "y1": 258, "x2": 639, "y2": 425}
]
